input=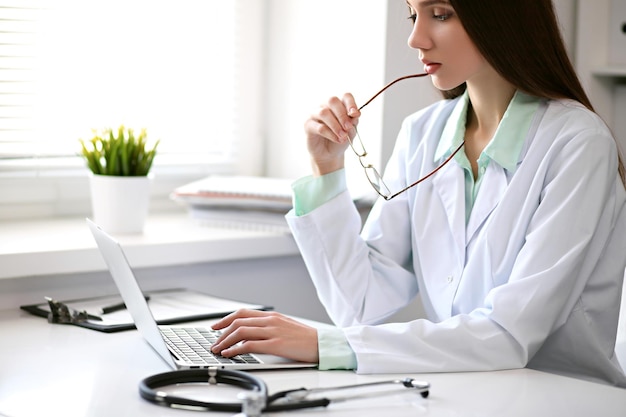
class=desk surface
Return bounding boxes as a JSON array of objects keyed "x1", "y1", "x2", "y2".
[{"x1": 1, "y1": 308, "x2": 625, "y2": 417}]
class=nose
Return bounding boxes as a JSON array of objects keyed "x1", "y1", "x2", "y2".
[{"x1": 407, "y1": 13, "x2": 432, "y2": 50}]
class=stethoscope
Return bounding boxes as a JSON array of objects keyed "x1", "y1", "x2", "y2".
[{"x1": 139, "y1": 368, "x2": 430, "y2": 416}]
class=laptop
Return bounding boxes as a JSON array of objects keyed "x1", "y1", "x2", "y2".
[{"x1": 87, "y1": 218, "x2": 317, "y2": 371}]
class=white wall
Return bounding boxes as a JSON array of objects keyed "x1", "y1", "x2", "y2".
[
  {"x1": 553, "y1": 0, "x2": 578, "y2": 56},
  {"x1": 264, "y1": 0, "x2": 388, "y2": 186}
]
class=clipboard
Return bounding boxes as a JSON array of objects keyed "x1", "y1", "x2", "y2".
[{"x1": 20, "y1": 288, "x2": 272, "y2": 333}]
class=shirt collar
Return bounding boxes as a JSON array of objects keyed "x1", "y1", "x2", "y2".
[{"x1": 434, "y1": 90, "x2": 540, "y2": 173}]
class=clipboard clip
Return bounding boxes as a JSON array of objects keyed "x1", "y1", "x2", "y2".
[{"x1": 45, "y1": 297, "x2": 102, "y2": 324}]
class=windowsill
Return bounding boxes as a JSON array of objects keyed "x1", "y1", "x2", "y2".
[{"x1": 0, "y1": 210, "x2": 299, "y2": 280}]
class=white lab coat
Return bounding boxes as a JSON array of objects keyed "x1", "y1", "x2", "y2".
[{"x1": 286, "y1": 97, "x2": 626, "y2": 387}]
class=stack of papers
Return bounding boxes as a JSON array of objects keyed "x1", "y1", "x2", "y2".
[
  {"x1": 171, "y1": 175, "x2": 295, "y2": 233},
  {"x1": 171, "y1": 175, "x2": 294, "y2": 211}
]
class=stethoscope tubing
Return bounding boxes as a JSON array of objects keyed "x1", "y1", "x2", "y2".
[
  {"x1": 138, "y1": 368, "x2": 331, "y2": 412},
  {"x1": 139, "y1": 369, "x2": 265, "y2": 412},
  {"x1": 139, "y1": 369, "x2": 428, "y2": 412}
]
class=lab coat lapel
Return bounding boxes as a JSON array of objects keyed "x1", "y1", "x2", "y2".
[
  {"x1": 466, "y1": 165, "x2": 508, "y2": 243},
  {"x1": 432, "y1": 163, "x2": 466, "y2": 266}
]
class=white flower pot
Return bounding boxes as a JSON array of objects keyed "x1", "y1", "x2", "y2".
[{"x1": 89, "y1": 174, "x2": 152, "y2": 234}]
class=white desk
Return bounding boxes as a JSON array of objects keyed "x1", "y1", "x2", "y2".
[{"x1": 1, "y1": 308, "x2": 625, "y2": 417}]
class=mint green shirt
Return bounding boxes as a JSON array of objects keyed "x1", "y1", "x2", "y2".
[
  {"x1": 435, "y1": 90, "x2": 540, "y2": 221},
  {"x1": 292, "y1": 90, "x2": 540, "y2": 371}
]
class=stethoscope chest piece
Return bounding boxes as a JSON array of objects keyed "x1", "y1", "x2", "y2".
[{"x1": 234, "y1": 391, "x2": 266, "y2": 417}]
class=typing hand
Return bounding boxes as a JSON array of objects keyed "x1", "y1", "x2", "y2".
[{"x1": 211, "y1": 309, "x2": 319, "y2": 364}]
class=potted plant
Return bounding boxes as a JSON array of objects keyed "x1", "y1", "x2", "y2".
[{"x1": 80, "y1": 126, "x2": 159, "y2": 234}]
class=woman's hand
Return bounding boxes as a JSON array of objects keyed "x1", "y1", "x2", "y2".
[
  {"x1": 210, "y1": 309, "x2": 319, "y2": 364},
  {"x1": 304, "y1": 93, "x2": 361, "y2": 176}
]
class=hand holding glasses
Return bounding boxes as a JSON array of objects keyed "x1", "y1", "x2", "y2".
[{"x1": 349, "y1": 73, "x2": 465, "y2": 200}]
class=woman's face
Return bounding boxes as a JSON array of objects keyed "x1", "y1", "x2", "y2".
[{"x1": 406, "y1": 0, "x2": 488, "y2": 91}]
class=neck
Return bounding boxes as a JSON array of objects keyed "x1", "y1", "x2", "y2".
[
  {"x1": 465, "y1": 73, "x2": 516, "y2": 141},
  {"x1": 463, "y1": 71, "x2": 516, "y2": 179}
]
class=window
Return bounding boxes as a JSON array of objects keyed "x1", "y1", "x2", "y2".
[{"x1": 0, "y1": 0, "x2": 264, "y2": 219}]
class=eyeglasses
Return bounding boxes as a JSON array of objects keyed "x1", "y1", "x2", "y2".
[{"x1": 349, "y1": 73, "x2": 465, "y2": 200}]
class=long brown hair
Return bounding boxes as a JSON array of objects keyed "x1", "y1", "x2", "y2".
[{"x1": 445, "y1": 0, "x2": 626, "y2": 184}]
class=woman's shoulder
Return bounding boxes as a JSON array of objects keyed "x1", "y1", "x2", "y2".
[
  {"x1": 542, "y1": 98, "x2": 611, "y2": 135},
  {"x1": 529, "y1": 98, "x2": 619, "y2": 164}
]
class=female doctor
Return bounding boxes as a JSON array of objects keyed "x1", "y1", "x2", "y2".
[{"x1": 212, "y1": 0, "x2": 626, "y2": 387}]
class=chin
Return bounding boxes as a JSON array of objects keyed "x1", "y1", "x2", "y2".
[
  {"x1": 430, "y1": 77, "x2": 461, "y2": 92},
  {"x1": 429, "y1": 78, "x2": 448, "y2": 91}
]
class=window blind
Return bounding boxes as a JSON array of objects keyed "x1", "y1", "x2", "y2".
[{"x1": 0, "y1": 0, "x2": 240, "y2": 168}]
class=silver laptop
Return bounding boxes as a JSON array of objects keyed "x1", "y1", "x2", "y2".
[{"x1": 87, "y1": 218, "x2": 316, "y2": 370}]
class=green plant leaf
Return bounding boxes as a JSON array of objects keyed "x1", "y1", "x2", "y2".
[{"x1": 78, "y1": 125, "x2": 158, "y2": 176}]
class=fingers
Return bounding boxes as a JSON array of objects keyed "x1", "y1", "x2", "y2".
[
  {"x1": 210, "y1": 310, "x2": 319, "y2": 363},
  {"x1": 211, "y1": 309, "x2": 281, "y2": 351},
  {"x1": 211, "y1": 312, "x2": 280, "y2": 353},
  {"x1": 306, "y1": 93, "x2": 361, "y2": 144},
  {"x1": 302, "y1": 92, "x2": 362, "y2": 176},
  {"x1": 211, "y1": 308, "x2": 271, "y2": 330},
  {"x1": 211, "y1": 319, "x2": 278, "y2": 356}
]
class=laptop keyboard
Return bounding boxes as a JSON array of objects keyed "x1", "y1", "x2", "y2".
[{"x1": 160, "y1": 327, "x2": 260, "y2": 366}]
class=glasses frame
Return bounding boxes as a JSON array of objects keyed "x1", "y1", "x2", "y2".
[{"x1": 349, "y1": 73, "x2": 465, "y2": 201}]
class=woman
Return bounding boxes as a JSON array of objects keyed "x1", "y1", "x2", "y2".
[{"x1": 212, "y1": 0, "x2": 626, "y2": 387}]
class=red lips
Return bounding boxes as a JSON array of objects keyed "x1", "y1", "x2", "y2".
[{"x1": 422, "y1": 60, "x2": 442, "y2": 74}]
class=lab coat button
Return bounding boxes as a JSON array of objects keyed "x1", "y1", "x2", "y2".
[{"x1": 446, "y1": 275, "x2": 453, "y2": 283}]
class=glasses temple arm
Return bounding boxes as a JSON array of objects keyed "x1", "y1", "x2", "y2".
[
  {"x1": 385, "y1": 140, "x2": 465, "y2": 200},
  {"x1": 358, "y1": 73, "x2": 429, "y2": 111}
]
